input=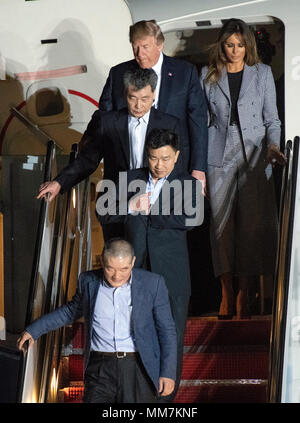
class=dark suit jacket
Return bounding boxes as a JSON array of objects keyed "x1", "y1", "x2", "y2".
[
  {"x1": 99, "y1": 54, "x2": 208, "y2": 172},
  {"x1": 55, "y1": 106, "x2": 180, "y2": 193},
  {"x1": 26, "y1": 268, "x2": 177, "y2": 390},
  {"x1": 99, "y1": 167, "x2": 203, "y2": 298}
]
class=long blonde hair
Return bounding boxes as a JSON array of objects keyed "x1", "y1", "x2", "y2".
[{"x1": 205, "y1": 18, "x2": 260, "y2": 84}]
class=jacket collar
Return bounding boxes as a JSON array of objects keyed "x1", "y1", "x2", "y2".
[
  {"x1": 115, "y1": 107, "x2": 161, "y2": 168},
  {"x1": 217, "y1": 63, "x2": 256, "y2": 102},
  {"x1": 158, "y1": 54, "x2": 175, "y2": 112},
  {"x1": 238, "y1": 63, "x2": 256, "y2": 100},
  {"x1": 217, "y1": 66, "x2": 231, "y2": 102},
  {"x1": 88, "y1": 268, "x2": 142, "y2": 319}
]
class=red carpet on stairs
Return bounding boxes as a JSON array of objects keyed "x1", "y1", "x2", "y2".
[
  {"x1": 60, "y1": 317, "x2": 271, "y2": 403},
  {"x1": 175, "y1": 318, "x2": 271, "y2": 403}
]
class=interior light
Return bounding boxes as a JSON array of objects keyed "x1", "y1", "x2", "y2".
[
  {"x1": 72, "y1": 188, "x2": 76, "y2": 209},
  {"x1": 50, "y1": 367, "x2": 57, "y2": 403}
]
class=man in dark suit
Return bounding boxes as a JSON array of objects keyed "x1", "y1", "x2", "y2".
[
  {"x1": 98, "y1": 129, "x2": 203, "y2": 401},
  {"x1": 17, "y1": 239, "x2": 177, "y2": 403},
  {"x1": 37, "y1": 68, "x2": 180, "y2": 240},
  {"x1": 99, "y1": 19, "x2": 208, "y2": 193}
]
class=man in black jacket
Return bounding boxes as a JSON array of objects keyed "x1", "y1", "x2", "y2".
[
  {"x1": 99, "y1": 19, "x2": 208, "y2": 194},
  {"x1": 98, "y1": 128, "x2": 204, "y2": 401},
  {"x1": 37, "y1": 68, "x2": 180, "y2": 241}
]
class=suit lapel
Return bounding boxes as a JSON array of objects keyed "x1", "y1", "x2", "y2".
[
  {"x1": 217, "y1": 67, "x2": 231, "y2": 103},
  {"x1": 158, "y1": 55, "x2": 175, "y2": 112},
  {"x1": 135, "y1": 168, "x2": 149, "y2": 190},
  {"x1": 238, "y1": 64, "x2": 256, "y2": 100},
  {"x1": 115, "y1": 108, "x2": 130, "y2": 168},
  {"x1": 131, "y1": 271, "x2": 143, "y2": 323},
  {"x1": 150, "y1": 167, "x2": 179, "y2": 213},
  {"x1": 146, "y1": 107, "x2": 157, "y2": 137},
  {"x1": 216, "y1": 64, "x2": 256, "y2": 103},
  {"x1": 143, "y1": 108, "x2": 160, "y2": 166},
  {"x1": 88, "y1": 270, "x2": 103, "y2": 322}
]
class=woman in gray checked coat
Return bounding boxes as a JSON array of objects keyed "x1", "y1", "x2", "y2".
[{"x1": 200, "y1": 18, "x2": 286, "y2": 319}]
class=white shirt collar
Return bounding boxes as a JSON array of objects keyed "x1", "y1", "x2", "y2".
[
  {"x1": 128, "y1": 108, "x2": 151, "y2": 125},
  {"x1": 103, "y1": 273, "x2": 133, "y2": 289},
  {"x1": 148, "y1": 170, "x2": 169, "y2": 185},
  {"x1": 152, "y1": 52, "x2": 163, "y2": 76}
]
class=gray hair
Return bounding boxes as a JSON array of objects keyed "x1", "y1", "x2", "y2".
[
  {"x1": 102, "y1": 238, "x2": 135, "y2": 262},
  {"x1": 123, "y1": 68, "x2": 158, "y2": 93}
]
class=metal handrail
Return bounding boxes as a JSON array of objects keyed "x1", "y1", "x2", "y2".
[
  {"x1": 19, "y1": 140, "x2": 56, "y2": 403},
  {"x1": 43, "y1": 144, "x2": 92, "y2": 403},
  {"x1": 10, "y1": 107, "x2": 64, "y2": 152},
  {"x1": 39, "y1": 144, "x2": 79, "y2": 403},
  {"x1": 30, "y1": 143, "x2": 92, "y2": 403},
  {"x1": 25, "y1": 141, "x2": 56, "y2": 327},
  {"x1": 268, "y1": 136, "x2": 300, "y2": 402},
  {"x1": 2, "y1": 139, "x2": 92, "y2": 403}
]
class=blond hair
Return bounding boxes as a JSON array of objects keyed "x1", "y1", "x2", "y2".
[{"x1": 129, "y1": 20, "x2": 165, "y2": 44}]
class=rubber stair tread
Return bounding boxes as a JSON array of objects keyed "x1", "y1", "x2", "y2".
[{"x1": 175, "y1": 383, "x2": 267, "y2": 403}]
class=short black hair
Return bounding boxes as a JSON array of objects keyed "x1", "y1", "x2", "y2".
[
  {"x1": 102, "y1": 238, "x2": 135, "y2": 262},
  {"x1": 145, "y1": 128, "x2": 180, "y2": 152},
  {"x1": 123, "y1": 68, "x2": 158, "y2": 93}
]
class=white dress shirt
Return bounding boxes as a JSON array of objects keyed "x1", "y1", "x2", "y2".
[
  {"x1": 128, "y1": 171, "x2": 169, "y2": 215},
  {"x1": 91, "y1": 275, "x2": 136, "y2": 353},
  {"x1": 152, "y1": 52, "x2": 163, "y2": 108},
  {"x1": 146, "y1": 171, "x2": 168, "y2": 209},
  {"x1": 128, "y1": 110, "x2": 150, "y2": 169},
  {"x1": 127, "y1": 53, "x2": 163, "y2": 170}
]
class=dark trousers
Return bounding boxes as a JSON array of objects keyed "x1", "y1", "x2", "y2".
[
  {"x1": 101, "y1": 223, "x2": 124, "y2": 242},
  {"x1": 157, "y1": 295, "x2": 190, "y2": 403},
  {"x1": 132, "y1": 248, "x2": 190, "y2": 403},
  {"x1": 83, "y1": 352, "x2": 157, "y2": 403}
]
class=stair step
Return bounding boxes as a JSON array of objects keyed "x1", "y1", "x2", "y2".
[
  {"x1": 181, "y1": 351, "x2": 269, "y2": 379},
  {"x1": 60, "y1": 318, "x2": 271, "y2": 403},
  {"x1": 175, "y1": 379, "x2": 267, "y2": 403},
  {"x1": 60, "y1": 384, "x2": 84, "y2": 403},
  {"x1": 184, "y1": 318, "x2": 271, "y2": 347},
  {"x1": 60, "y1": 379, "x2": 267, "y2": 404},
  {"x1": 68, "y1": 355, "x2": 84, "y2": 381}
]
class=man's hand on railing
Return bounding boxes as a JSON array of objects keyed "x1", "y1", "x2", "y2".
[
  {"x1": 17, "y1": 331, "x2": 35, "y2": 354},
  {"x1": 37, "y1": 181, "x2": 61, "y2": 202}
]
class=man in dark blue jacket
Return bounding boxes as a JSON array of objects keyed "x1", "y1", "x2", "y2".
[
  {"x1": 99, "y1": 19, "x2": 208, "y2": 194},
  {"x1": 17, "y1": 239, "x2": 177, "y2": 403},
  {"x1": 98, "y1": 129, "x2": 203, "y2": 402}
]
